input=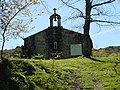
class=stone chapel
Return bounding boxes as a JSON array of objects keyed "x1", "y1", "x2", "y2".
[{"x1": 23, "y1": 8, "x2": 83, "y2": 59}]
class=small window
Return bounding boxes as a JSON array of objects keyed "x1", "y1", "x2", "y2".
[{"x1": 53, "y1": 42, "x2": 57, "y2": 49}]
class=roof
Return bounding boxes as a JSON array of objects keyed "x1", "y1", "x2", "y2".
[{"x1": 24, "y1": 26, "x2": 83, "y2": 40}]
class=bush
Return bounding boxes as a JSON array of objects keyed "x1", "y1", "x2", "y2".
[
  {"x1": 109, "y1": 53, "x2": 120, "y2": 57},
  {"x1": 32, "y1": 54, "x2": 43, "y2": 59}
]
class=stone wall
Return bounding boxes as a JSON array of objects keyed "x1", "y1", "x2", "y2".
[
  {"x1": 45, "y1": 27, "x2": 63, "y2": 59},
  {"x1": 34, "y1": 31, "x2": 48, "y2": 59},
  {"x1": 24, "y1": 27, "x2": 83, "y2": 59},
  {"x1": 61, "y1": 29, "x2": 83, "y2": 58},
  {"x1": 24, "y1": 35, "x2": 35, "y2": 58}
]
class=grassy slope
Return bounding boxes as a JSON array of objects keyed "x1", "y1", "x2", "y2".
[{"x1": 1, "y1": 56, "x2": 120, "y2": 90}]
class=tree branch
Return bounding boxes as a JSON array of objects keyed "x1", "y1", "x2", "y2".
[
  {"x1": 91, "y1": 19, "x2": 120, "y2": 24},
  {"x1": 1, "y1": 3, "x2": 29, "y2": 60},
  {"x1": 5, "y1": 4, "x2": 28, "y2": 30},
  {"x1": 61, "y1": 0, "x2": 84, "y2": 18},
  {"x1": 92, "y1": 0, "x2": 115, "y2": 8},
  {"x1": 40, "y1": 0, "x2": 51, "y2": 14}
]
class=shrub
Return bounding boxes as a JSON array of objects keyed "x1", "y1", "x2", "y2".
[{"x1": 32, "y1": 54, "x2": 43, "y2": 59}]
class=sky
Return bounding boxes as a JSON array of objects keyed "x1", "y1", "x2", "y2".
[{"x1": 3, "y1": 0, "x2": 120, "y2": 49}]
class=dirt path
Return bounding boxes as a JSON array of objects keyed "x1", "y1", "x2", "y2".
[{"x1": 91, "y1": 76, "x2": 103, "y2": 90}]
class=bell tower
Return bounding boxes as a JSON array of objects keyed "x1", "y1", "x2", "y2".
[{"x1": 49, "y1": 8, "x2": 61, "y2": 27}]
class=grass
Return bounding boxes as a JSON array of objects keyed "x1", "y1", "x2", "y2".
[{"x1": 0, "y1": 56, "x2": 120, "y2": 90}]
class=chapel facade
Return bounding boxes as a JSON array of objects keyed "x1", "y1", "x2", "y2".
[{"x1": 23, "y1": 8, "x2": 83, "y2": 59}]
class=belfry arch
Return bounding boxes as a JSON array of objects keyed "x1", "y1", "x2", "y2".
[{"x1": 49, "y1": 8, "x2": 61, "y2": 27}]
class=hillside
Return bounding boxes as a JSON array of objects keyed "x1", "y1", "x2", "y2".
[
  {"x1": 2, "y1": 46, "x2": 120, "y2": 58},
  {"x1": 2, "y1": 46, "x2": 22, "y2": 58},
  {"x1": 93, "y1": 46, "x2": 120, "y2": 57},
  {"x1": 0, "y1": 56, "x2": 120, "y2": 90}
]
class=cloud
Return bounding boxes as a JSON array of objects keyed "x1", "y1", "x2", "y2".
[{"x1": 91, "y1": 27, "x2": 120, "y2": 37}]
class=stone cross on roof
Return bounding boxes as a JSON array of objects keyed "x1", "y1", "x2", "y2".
[
  {"x1": 53, "y1": 8, "x2": 57, "y2": 14},
  {"x1": 49, "y1": 8, "x2": 61, "y2": 26},
  {"x1": 53, "y1": 8, "x2": 57, "y2": 21}
]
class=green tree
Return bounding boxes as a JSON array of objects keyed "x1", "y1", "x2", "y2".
[
  {"x1": 0, "y1": 0, "x2": 40, "y2": 61},
  {"x1": 61, "y1": 0, "x2": 120, "y2": 58}
]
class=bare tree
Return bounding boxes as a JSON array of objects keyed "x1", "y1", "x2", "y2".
[
  {"x1": 61, "y1": 0, "x2": 120, "y2": 58},
  {"x1": 0, "y1": 0, "x2": 41, "y2": 61}
]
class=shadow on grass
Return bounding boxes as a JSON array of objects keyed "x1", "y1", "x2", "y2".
[
  {"x1": 90, "y1": 57, "x2": 106, "y2": 63},
  {"x1": 90, "y1": 57, "x2": 120, "y2": 63},
  {"x1": 90, "y1": 57, "x2": 120, "y2": 74}
]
